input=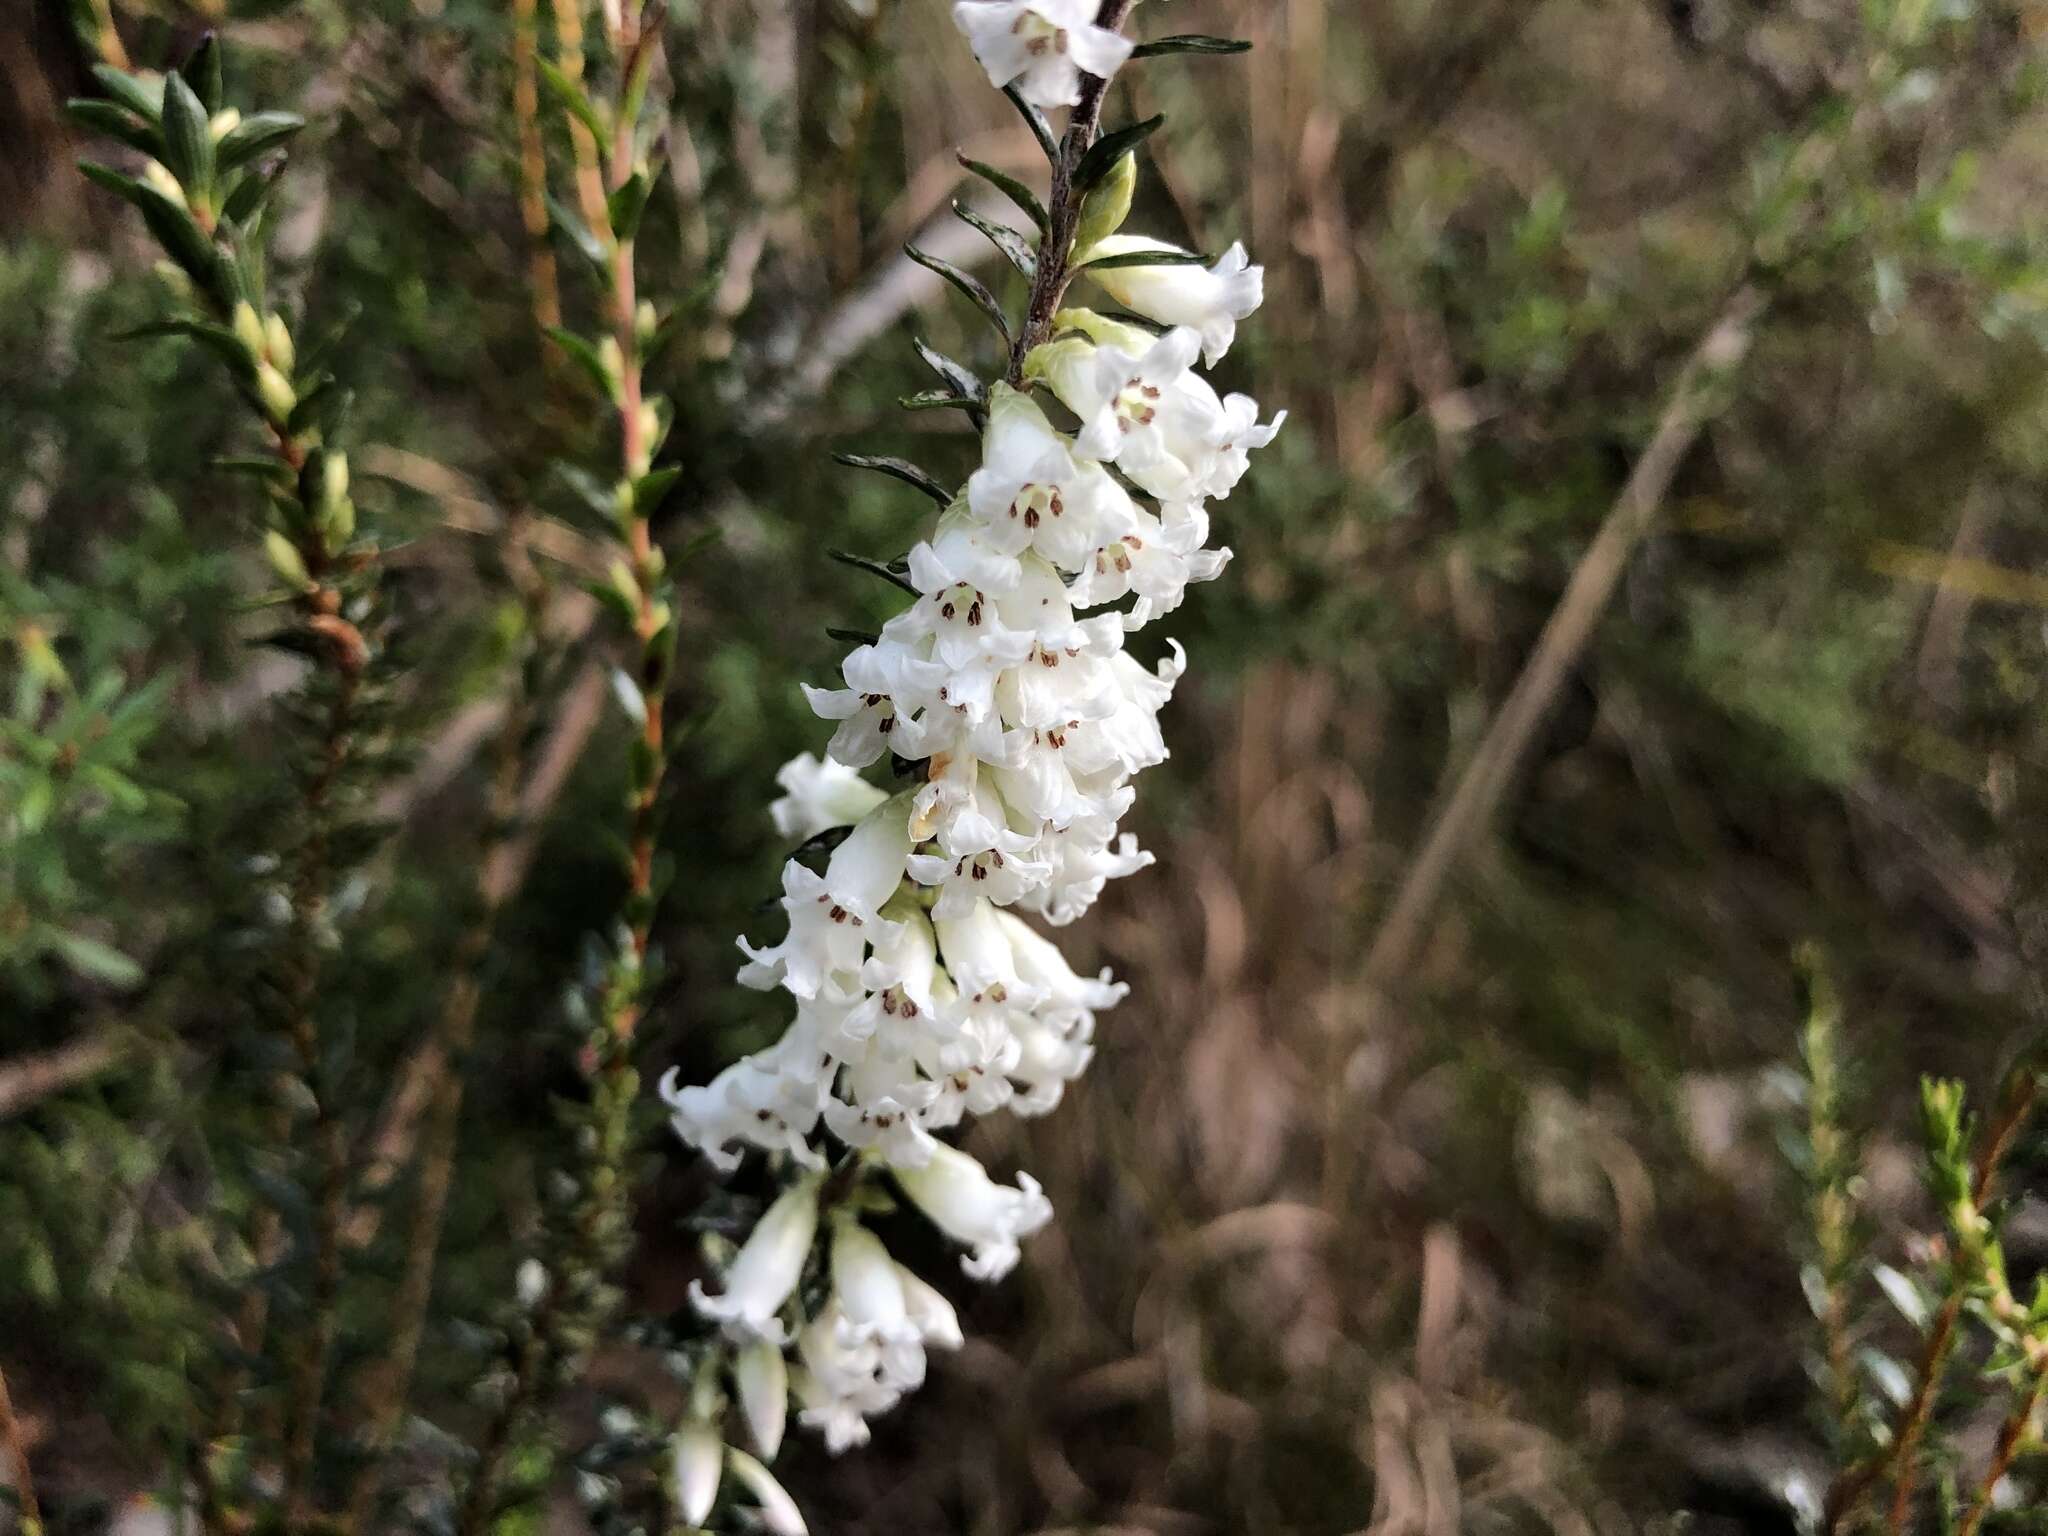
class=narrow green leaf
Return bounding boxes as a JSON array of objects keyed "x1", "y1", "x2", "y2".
[
  {"x1": 826, "y1": 626, "x2": 880, "y2": 647},
  {"x1": 219, "y1": 165, "x2": 279, "y2": 224},
  {"x1": 957, "y1": 153, "x2": 1047, "y2": 231},
  {"x1": 1003, "y1": 83, "x2": 1061, "y2": 164},
  {"x1": 213, "y1": 455, "x2": 295, "y2": 484},
  {"x1": 832, "y1": 453, "x2": 952, "y2": 506},
  {"x1": 216, "y1": 112, "x2": 305, "y2": 173},
  {"x1": 114, "y1": 318, "x2": 256, "y2": 381},
  {"x1": 608, "y1": 171, "x2": 652, "y2": 242},
  {"x1": 536, "y1": 57, "x2": 606, "y2": 142},
  {"x1": 912, "y1": 338, "x2": 985, "y2": 406},
  {"x1": 64, "y1": 98, "x2": 158, "y2": 155},
  {"x1": 951, "y1": 200, "x2": 1036, "y2": 280},
  {"x1": 829, "y1": 548, "x2": 919, "y2": 595},
  {"x1": 294, "y1": 298, "x2": 363, "y2": 379},
  {"x1": 1073, "y1": 115, "x2": 1163, "y2": 193},
  {"x1": 897, "y1": 390, "x2": 983, "y2": 415},
  {"x1": 1078, "y1": 247, "x2": 1211, "y2": 271},
  {"x1": 633, "y1": 465, "x2": 681, "y2": 515},
  {"x1": 158, "y1": 71, "x2": 213, "y2": 190},
  {"x1": 546, "y1": 191, "x2": 611, "y2": 271},
  {"x1": 904, "y1": 245, "x2": 1011, "y2": 344},
  {"x1": 90, "y1": 64, "x2": 161, "y2": 123},
  {"x1": 1129, "y1": 34, "x2": 1253, "y2": 59},
  {"x1": 182, "y1": 31, "x2": 225, "y2": 114},
  {"x1": 544, "y1": 326, "x2": 617, "y2": 398}
]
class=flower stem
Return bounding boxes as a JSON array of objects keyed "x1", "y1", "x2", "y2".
[{"x1": 1007, "y1": 0, "x2": 1138, "y2": 384}]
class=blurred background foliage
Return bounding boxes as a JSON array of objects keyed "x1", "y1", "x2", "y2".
[{"x1": 9, "y1": 0, "x2": 2048, "y2": 1532}]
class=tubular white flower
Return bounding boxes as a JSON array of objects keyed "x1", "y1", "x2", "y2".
[
  {"x1": 1081, "y1": 237, "x2": 1265, "y2": 365},
  {"x1": 734, "y1": 1337, "x2": 790, "y2": 1460},
  {"x1": 769, "y1": 752, "x2": 889, "y2": 841},
  {"x1": 725, "y1": 1448, "x2": 809, "y2": 1536},
  {"x1": 951, "y1": 0, "x2": 1135, "y2": 108},
  {"x1": 689, "y1": 1173, "x2": 822, "y2": 1341},
  {"x1": 894, "y1": 1141, "x2": 1053, "y2": 1280},
  {"x1": 672, "y1": 1420, "x2": 724, "y2": 1527}
]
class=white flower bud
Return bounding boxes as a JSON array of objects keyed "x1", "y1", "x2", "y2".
[
  {"x1": 264, "y1": 313, "x2": 296, "y2": 374},
  {"x1": 255, "y1": 362, "x2": 298, "y2": 424},
  {"x1": 671, "y1": 1420, "x2": 723, "y2": 1526},
  {"x1": 725, "y1": 1448, "x2": 808, "y2": 1536},
  {"x1": 209, "y1": 108, "x2": 242, "y2": 142},
  {"x1": 689, "y1": 1173, "x2": 821, "y2": 1340},
  {"x1": 732, "y1": 1339, "x2": 789, "y2": 1459}
]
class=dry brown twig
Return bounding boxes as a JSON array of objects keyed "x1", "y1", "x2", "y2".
[{"x1": 1360, "y1": 284, "x2": 1765, "y2": 998}]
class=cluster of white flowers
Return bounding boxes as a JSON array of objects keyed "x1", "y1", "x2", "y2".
[{"x1": 659, "y1": 2, "x2": 1280, "y2": 1521}]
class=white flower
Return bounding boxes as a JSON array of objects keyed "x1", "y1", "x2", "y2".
[
  {"x1": 966, "y1": 386, "x2": 1138, "y2": 573},
  {"x1": 690, "y1": 1173, "x2": 822, "y2": 1341},
  {"x1": 769, "y1": 752, "x2": 888, "y2": 841},
  {"x1": 905, "y1": 781, "x2": 1049, "y2": 918},
  {"x1": 793, "y1": 1300, "x2": 901, "y2": 1453},
  {"x1": 1068, "y1": 503, "x2": 1230, "y2": 630},
  {"x1": 659, "y1": 1025, "x2": 829, "y2": 1172},
  {"x1": 951, "y1": 0, "x2": 1134, "y2": 108},
  {"x1": 1082, "y1": 237, "x2": 1264, "y2": 365},
  {"x1": 733, "y1": 1338, "x2": 790, "y2": 1459},
  {"x1": 736, "y1": 804, "x2": 911, "y2": 999},
  {"x1": 725, "y1": 1447, "x2": 809, "y2": 1535},
  {"x1": 672, "y1": 1420, "x2": 724, "y2": 1527},
  {"x1": 894, "y1": 1141, "x2": 1053, "y2": 1280},
  {"x1": 829, "y1": 1220, "x2": 928, "y2": 1389},
  {"x1": 896, "y1": 1263, "x2": 965, "y2": 1350},
  {"x1": 803, "y1": 640, "x2": 946, "y2": 768}
]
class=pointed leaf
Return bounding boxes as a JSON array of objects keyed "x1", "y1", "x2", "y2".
[
  {"x1": 956, "y1": 154, "x2": 1047, "y2": 231},
  {"x1": 1003, "y1": 83, "x2": 1060, "y2": 164},
  {"x1": 825, "y1": 626, "x2": 879, "y2": 646},
  {"x1": 536, "y1": 57, "x2": 606, "y2": 142},
  {"x1": 912, "y1": 338, "x2": 985, "y2": 405},
  {"x1": 897, "y1": 390, "x2": 982, "y2": 415},
  {"x1": 608, "y1": 170, "x2": 651, "y2": 241},
  {"x1": 545, "y1": 326, "x2": 617, "y2": 399},
  {"x1": 216, "y1": 112, "x2": 305, "y2": 173},
  {"x1": 90, "y1": 64, "x2": 161, "y2": 122},
  {"x1": 65, "y1": 98, "x2": 158, "y2": 155},
  {"x1": 828, "y1": 548, "x2": 919, "y2": 594},
  {"x1": 181, "y1": 31, "x2": 225, "y2": 114},
  {"x1": 832, "y1": 453, "x2": 952, "y2": 506},
  {"x1": 633, "y1": 466, "x2": 681, "y2": 515},
  {"x1": 952, "y1": 201, "x2": 1036, "y2": 280},
  {"x1": 904, "y1": 245, "x2": 1011, "y2": 343},
  {"x1": 114, "y1": 318, "x2": 256, "y2": 381},
  {"x1": 219, "y1": 164, "x2": 280, "y2": 224},
  {"x1": 1078, "y1": 247, "x2": 1211, "y2": 271},
  {"x1": 1074, "y1": 115, "x2": 1163, "y2": 193},
  {"x1": 546, "y1": 191, "x2": 611, "y2": 271},
  {"x1": 1130, "y1": 34, "x2": 1253, "y2": 58},
  {"x1": 158, "y1": 71, "x2": 212, "y2": 189}
]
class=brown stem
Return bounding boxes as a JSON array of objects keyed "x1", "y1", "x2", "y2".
[
  {"x1": 0, "y1": 1033, "x2": 126, "y2": 1119},
  {"x1": 1005, "y1": 0, "x2": 1138, "y2": 384},
  {"x1": 1822, "y1": 1068, "x2": 2041, "y2": 1535},
  {"x1": 1955, "y1": 1370, "x2": 2044, "y2": 1536},
  {"x1": 0, "y1": 1362, "x2": 41, "y2": 1536}
]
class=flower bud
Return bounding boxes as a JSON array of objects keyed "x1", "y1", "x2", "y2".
[
  {"x1": 732, "y1": 1339, "x2": 788, "y2": 1459},
  {"x1": 209, "y1": 107, "x2": 243, "y2": 142},
  {"x1": 598, "y1": 335, "x2": 625, "y2": 400},
  {"x1": 255, "y1": 362, "x2": 298, "y2": 424},
  {"x1": 1071, "y1": 150, "x2": 1135, "y2": 261},
  {"x1": 725, "y1": 1448, "x2": 807, "y2": 1536},
  {"x1": 636, "y1": 300, "x2": 659, "y2": 346},
  {"x1": 264, "y1": 529, "x2": 310, "y2": 589},
  {"x1": 264, "y1": 313, "x2": 296, "y2": 374},
  {"x1": 142, "y1": 160, "x2": 187, "y2": 209},
  {"x1": 232, "y1": 301, "x2": 267, "y2": 360},
  {"x1": 671, "y1": 1420, "x2": 723, "y2": 1526}
]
